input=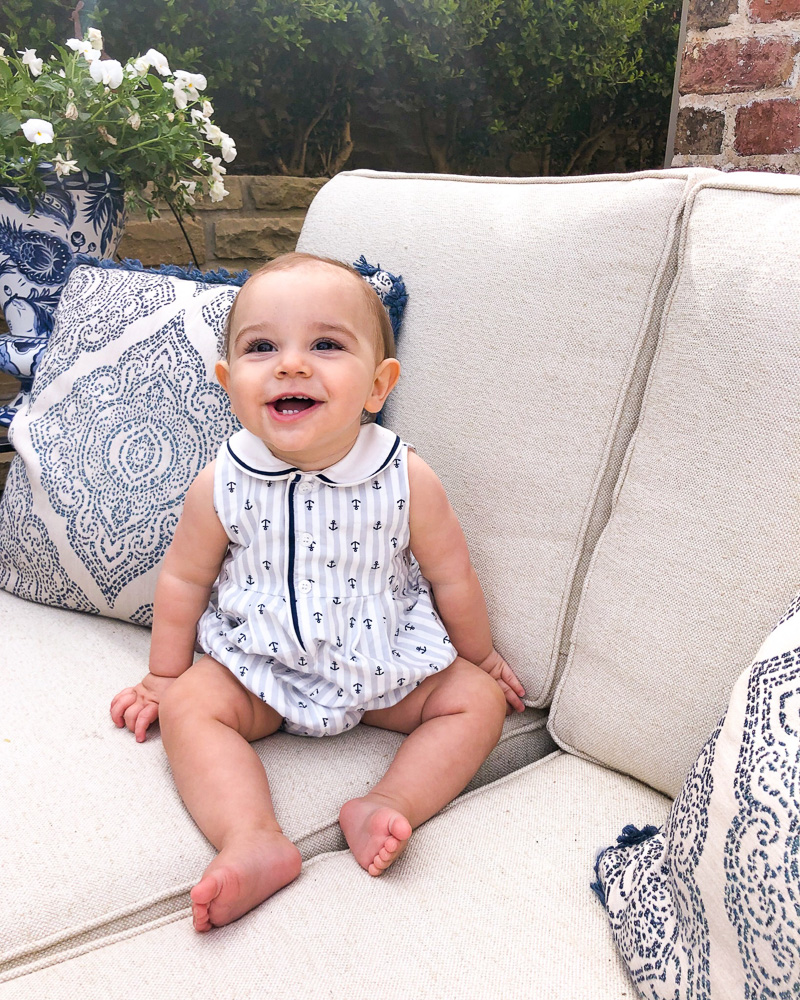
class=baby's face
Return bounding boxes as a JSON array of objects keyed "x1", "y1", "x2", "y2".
[{"x1": 216, "y1": 262, "x2": 398, "y2": 470}]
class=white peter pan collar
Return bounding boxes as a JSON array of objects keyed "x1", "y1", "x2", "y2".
[{"x1": 225, "y1": 423, "x2": 402, "y2": 486}]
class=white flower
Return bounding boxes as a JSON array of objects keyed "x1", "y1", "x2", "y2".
[
  {"x1": 202, "y1": 100, "x2": 214, "y2": 117},
  {"x1": 90, "y1": 58, "x2": 124, "y2": 89},
  {"x1": 21, "y1": 118, "x2": 54, "y2": 144},
  {"x1": 220, "y1": 135, "x2": 237, "y2": 162},
  {"x1": 208, "y1": 179, "x2": 228, "y2": 203},
  {"x1": 166, "y1": 112, "x2": 175, "y2": 122},
  {"x1": 174, "y1": 70, "x2": 207, "y2": 97},
  {"x1": 171, "y1": 82, "x2": 189, "y2": 110},
  {"x1": 143, "y1": 48, "x2": 171, "y2": 75},
  {"x1": 190, "y1": 108, "x2": 208, "y2": 124},
  {"x1": 65, "y1": 102, "x2": 79, "y2": 120},
  {"x1": 20, "y1": 49, "x2": 43, "y2": 76},
  {"x1": 88, "y1": 27, "x2": 103, "y2": 50},
  {"x1": 203, "y1": 122, "x2": 224, "y2": 144},
  {"x1": 66, "y1": 38, "x2": 100, "y2": 63},
  {"x1": 53, "y1": 153, "x2": 79, "y2": 178},
  {"x1": 127, "y1": 111, "x2": 141, "y2": 130},
  {"x1": 0, "y1": 47, "x2": 7, "y2": 64},
  {"x1": 207, "y1": 154, "x2": 227, "y2": 181},
  {"x1": 128, "y1": 56, "x2": 149, "y2": 78}
]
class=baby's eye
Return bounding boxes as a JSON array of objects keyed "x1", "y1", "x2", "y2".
[
  {"x1": 313, "y1": 339, "x2": 343, "y2": 352},
  {"x1": 245, "y1": 340, "x2": 275, "y2": 354}
]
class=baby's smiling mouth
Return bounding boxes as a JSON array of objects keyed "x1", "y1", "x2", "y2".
[{"x1": 268, "y1": 394, "x2": 320, "y2": 416}]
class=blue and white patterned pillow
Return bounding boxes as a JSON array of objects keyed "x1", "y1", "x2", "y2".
[
  {"x1": 592, "y1": 591, "x2": 800, "y2": 1000},
  {"x1": 0, "y1": 256, "x2": 407, "y2": 624}
]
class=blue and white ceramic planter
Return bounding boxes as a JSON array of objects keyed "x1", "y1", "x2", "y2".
[{"x1": 0, "y1": 168, "x2": 125, "y2": 429}]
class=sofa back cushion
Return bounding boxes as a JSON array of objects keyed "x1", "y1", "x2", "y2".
[
  {"x1": 297, "y1": 169, "x2": 701, "y2": 706},
  {"x1": 549, "y1": 173, "x2": 800, "y2": 796}
]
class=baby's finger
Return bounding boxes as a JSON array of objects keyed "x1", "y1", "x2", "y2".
[
  {"x1": 110, "y1": 689, "x2": 136, "y2": 726},
  {"x1": 501, "y1": 682, "x2": 526, "y2": 713},
  {"x1": 135, "y1": 703, "x2": 158, "y2": 743},
  {"x1": 123, "y1": 701, "x2": 143, "y2": 734}
]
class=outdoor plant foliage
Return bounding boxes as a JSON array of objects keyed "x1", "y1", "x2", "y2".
[
  {"x1": 0, "y1": 24, "x2": 237, "y2": 217},
  {"x1": 4, "y1": 0, "x2": 680, "y2": 177}
]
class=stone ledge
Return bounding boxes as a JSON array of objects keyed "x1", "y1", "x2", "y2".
[{"x1": 214, "y1": 215, "x2": 306, "y2": 260}]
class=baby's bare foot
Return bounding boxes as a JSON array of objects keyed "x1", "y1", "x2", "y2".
[
  {"x1": 339, "y1": 796, "x2": 412, "y2": 876},
  {"x1": 190, "y1": 830, "x2": 301, "y2": 932}
]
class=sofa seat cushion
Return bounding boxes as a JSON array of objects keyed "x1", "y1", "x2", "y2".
[
  {"x1": 549, "y1": 171, "x2": 800, "y2": 797},
  {"x1": 297, "y1": 168, "x2": 708, "y2": 708},
  {"x1": 0, "y1": 752, "x2": 671, "y2": 999},
  {"x1": 0, "y1": 588, "x2": 553, "y2": 981}
]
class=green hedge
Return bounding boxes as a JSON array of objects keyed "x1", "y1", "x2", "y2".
[{"x1": 3, "y1": 0, "x2": 680, "y2": 176}]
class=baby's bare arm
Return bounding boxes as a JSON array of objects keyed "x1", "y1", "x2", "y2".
[
  {"x1": 110, "y1": 462, "x2": 231, "y2": 739},
  {"x1": 407, "y1": 452, "x2": 525, "y2": 711}
]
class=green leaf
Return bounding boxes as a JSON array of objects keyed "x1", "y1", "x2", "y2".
[{"x1": 0, "y1": 110, "x2": 21, "y2": 137}]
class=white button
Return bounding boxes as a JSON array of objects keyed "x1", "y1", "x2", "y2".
[
  {"x1": 298, "y1": 580, "x2": 312, "y2": 594},
  {"x1": 301, "y1": 533, "x2": 313, "y2": 546},
  {"x1": 298, "y1": 482, "x2": 313, "y2": 494}
]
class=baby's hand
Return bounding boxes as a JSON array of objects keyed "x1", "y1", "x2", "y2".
[
  {"x1": 478, "y1": 649, "x2": 526, "y2": 714},
  {"x1": 110, "y1": 673, "x2": 177, "y2": 743}
]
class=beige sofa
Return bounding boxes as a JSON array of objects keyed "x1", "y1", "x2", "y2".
[{"x1": 1, "y1": 167, "x2": 798, "y2": 999}]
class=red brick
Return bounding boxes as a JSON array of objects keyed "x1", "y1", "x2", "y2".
[
  {"x1": 679, "y1": 37, "x2": 798, "y2": 94},
  {"x1": 689, "y1": 0, "x2": 738, "y2": 29},
  {"x1": 749, "y1": 0, "x2": 800, "y2": 22},
  {"x1": 734, "y1": 98, "x2": 800, "y2": 153}
]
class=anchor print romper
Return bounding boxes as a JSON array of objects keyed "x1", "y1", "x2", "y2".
[{"x1": 196, "y1": 423, "x2": 457, "y2": 736}]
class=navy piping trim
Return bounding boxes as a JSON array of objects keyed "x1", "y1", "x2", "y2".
[
  {"x1": 226, "y1": 440, "x2": 295, "y2": 478},
  {"x1": 316, "y1": 434, "x2": 402, "y2": 485}
]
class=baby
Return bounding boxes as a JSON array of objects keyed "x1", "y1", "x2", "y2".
[{"x1": 111, "y1": 252, "x2": 525, "y2": 933}]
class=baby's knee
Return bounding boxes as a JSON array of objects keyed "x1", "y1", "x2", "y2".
[{"x1": 448, "y1": 660, "x2": 507, "y2": 731}]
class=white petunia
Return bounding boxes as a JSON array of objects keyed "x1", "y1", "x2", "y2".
[
  {"x1": 21, "y1": 118, "x2": 54, "y2": 144},
  {"x1": 65, "y1": 102, "x2": 79, "y2": 120},
  {"x1": 202, "y1": 100, "x2": 214, "y2": 117},
  {"x1": 203, "y1": 122, "x2": 224, "y2": 144},
  {"x1": 171, "y1": 82, "x2": 189, "y2": 110},
  {"x1": 90, "y1": 58, "x2": 124, "y2": 89},
  {"x1": 174, "y1": 70, "x2": 207, "y2": 97},
  {"x1": 88, "y1": 27, "x2": 103, "y2": 50},
  {"x1": 143, "y1": 48, "x2": 171, "y2": 75},
  {"x1": 220, "y1": 135, "x2": 237, "y2": 162},
  {"x1": 0, "y1": 47, "x2": 7, "y2": 64},
  {"x1": 20, "y1": 49, "x2": 43, "y2": 76},
  {"x1": 66, "y1": 38, "x2": 100, "y2": 62},
  {"x1": 190, "y1": 108, "x2": 208, "y2": 124},
  {"x1": 208, "y1": 179, "x2": 228, "y2": 202},
  {"x1": 53, "y1": 153, "x2": 79, "y2": 178}
]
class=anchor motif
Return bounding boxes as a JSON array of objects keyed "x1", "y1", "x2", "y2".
[
  {"x1": 430, "y1": 664, "x2": 439, "y2": 671},
  {"x1": 404, "y1": 623, "x2": 416, "y2": 631},
  {"x1": 239, "y1": 665, "x2": 248, "y2": 676},
  {"x1": 269, "y1": 641, "x2": 279, "y2": 652},
  {"x1": 392, "y1": 650, "x2": 401, "y2": 658},
  {"x1": 225, "y1": 645, "x2": 236, "y2": 653},
  {"x1": 336, "y1": 635, "x2": 343, "y2": 647},
  {"x1": 416, "y1": 645, "x2": 427, "y2": 654},
  {"x1": 394, "y1": 457, "x2": 401, "y2": 468},
  {"x1": 298, "y1": 656, "x2": 308, "y2": 667},
  {"x1": 226, "y1": 482, "x2": 236, "y2": 493},
  {"x1": 322, "y1": 718, "x2": 329, "y2": 728},
  {"x1": 262, "y1": 560, "x2": 271, "y2": 570},
  {"x1": 305, "y1": 499, "x2": 315, "y2": 510},
  {"x1": 230, "y1": 524, "x2": 239, "y2": 534},
  {"x1": 313, "y1": 611, "x2": 324, "y2": 623},
  {"x1": 375, "y1": 665, "x2": 384, "y2": 676},
  {"x1": 257, "y1": 603, "x2": 265, "y2": 615},
  {"x1": 397, "y1": 499, "x2": 405, "y2": 509},
  {"x1": 351, "y1": 541, "x2": 360, "y2": 552},
  {"x1": 332, "y1": 597, "x2": 342, "y2": 605},
  {"x1": 443, "y1": 636, "x2": 452, "y2": 644},
  {"x1": 397, "y1": 677, "x2": 406, "y2": 686},
  {"x1": 374, "y1": 521, "x2": 382, "y2": 530},
  {"x1": 351, "y1": 499, "x2": 361, "y2": 510},
  {"x1": 372, "y1": 481, "x2": 382, "y2": 490},
  {"x1": 372, "y1": 561, "x2": 380, "y2": 570},
  {"x1": 329, "y1": 519, "x2": 338, "y2": 530},
  {"x1": 337, "y1": 688, "x2": 344, "y2": 697},
  {"x1": 391, "y1": 537, "x2": 398, "y2": 548},
  {"x1": 348, "y1": 578, "x2": 357, "y2": 590},
  {"x1": 353, "y1": 682, "x2": 363, "y2": 693},
  {"x1": 330, "y1": 662, "x2": 340, "y2": 671},
  {"x1": 298, "y1": 701, "x2": 308, "y2": 709},
  {"x1": 327, "y1": 560, "x2": 336, "y2": 568},
  {"x1": 363, "y1": 618, "x2": 373, "y2": 629},
  {"x1": 237, "y1": 633, "x2": 247, "y2": 643},
  {"x1": 349, "y1": 616, "x2": 356, "y2": 627},
  {"x1": 246, "y1": 575, "x2": 255, "y2": 586},
  {"x1": 261, "y1": 519, "x2": 270, "y2": 530},
  {"x1": 244, "y1": 499, "x2": 253, "y2": 510}
]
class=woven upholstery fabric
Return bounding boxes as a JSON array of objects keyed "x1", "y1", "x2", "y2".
[
  {"x1": 549, "y1": 173, "x2": 800, "y2": 797},
  {"x1": 0, "y1": 588, "x2": 552, "y2": 980},
  {"x1": 297, "y1": 169, "x2": 705, "y2": 707},
  {"x1": 593, "y1": 591, "x2": 800, "y2": 999},
  {"x1": 0, "y1": 753, "x2": 671, "y2": 999}
]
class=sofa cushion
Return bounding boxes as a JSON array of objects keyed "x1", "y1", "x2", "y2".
[
  {"x1": 297, "y1": 168, "x2": 707, "y2": 707},
  {"x1": 549, "y1": 172, "x2": 800, "y2": 796},
  {"x1": 0, "y1": 753, "x2": 671, "y2": 998},
  {"x1": 593, "y1": 590, "x2": 800, "y2": 1000},
  {"x1": 0, "y1": 587, "x2": 553, "y2": 981}
]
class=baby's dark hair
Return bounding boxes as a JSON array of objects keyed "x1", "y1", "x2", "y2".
[{"x1": 223, "y1": 252, "x2": 396, "y2": 362}]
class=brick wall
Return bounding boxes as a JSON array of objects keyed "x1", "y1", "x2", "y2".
[
  {"x1": 673, "y1": 0, "x2": 800, "y2": 169},
  {"x1": 119, "y1": 175, "x2": 327, "y2": 272}
]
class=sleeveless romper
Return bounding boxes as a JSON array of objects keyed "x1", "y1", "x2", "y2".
[{"x1": 196, "y1": 423, "x2": 457, "y2": 736}]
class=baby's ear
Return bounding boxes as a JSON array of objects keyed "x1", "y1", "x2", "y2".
[
  {"x1": 215, "y1": 359, "x2": 231, "y2": 393},
  {"x1": 365, "y1": 358, "x2": 401, "y2": 413}
]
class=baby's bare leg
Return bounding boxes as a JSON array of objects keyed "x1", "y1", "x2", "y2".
[
  {"x1": 159, "y1": 656, "x2": 301, "y2": 932},
  {"x1": 339, "y1": 658, "x2": 506, "y2": 875}
]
